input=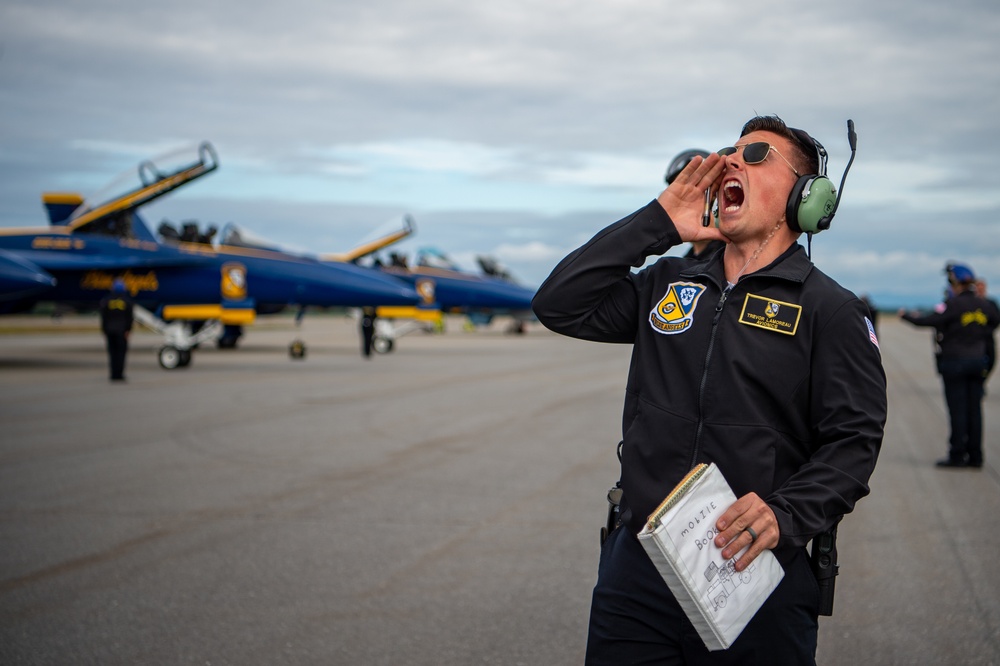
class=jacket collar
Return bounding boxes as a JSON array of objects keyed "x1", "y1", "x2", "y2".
[{"x1": 680, "y1": 242, "x2": 814, "y2": 286}]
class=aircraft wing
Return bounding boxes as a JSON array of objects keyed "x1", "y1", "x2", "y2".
[
  {"x1": 321, "y1": 215, "x2": 415, "y2": 263},
  {"x1": 0, "y1": 249, "x2": 56, "y2": 301}
]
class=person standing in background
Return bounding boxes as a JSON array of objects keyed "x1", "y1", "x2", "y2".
[
  {"x1": 99, "y1": 278, "x2": 134, "y2": 382},
  {"x1": 360, "y1": 306, "x2": 377, "y2": 358},
  {"x1": 899, "y1": 264, "x2": 1000, "y2": 468}
]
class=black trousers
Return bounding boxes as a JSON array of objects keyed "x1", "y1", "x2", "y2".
[
  {"x1": 586, "y1": 526, "x2": 819, "y2": 665},
  {"x1": 937, "y1": 356, "x2": 988, "y2": 465},
  {"x1": 361, "y1": 316, "x2": 375, "y2": 357},
  {"x1": 105, "y1": 332, "x2": 129, "y2": 380}
]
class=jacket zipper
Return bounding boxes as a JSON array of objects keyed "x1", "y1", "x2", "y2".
[{"x1": 689, "y1": 283, "x2": 733, "y2": 470}]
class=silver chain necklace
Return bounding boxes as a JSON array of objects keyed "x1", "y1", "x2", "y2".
[{"x1": 732, "y1": 218, "x2": 784, "y2": 283}]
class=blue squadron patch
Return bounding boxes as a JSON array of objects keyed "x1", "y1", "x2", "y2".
[{"x1": 649, "y1": 281, "x2": 706, "y2": 335}]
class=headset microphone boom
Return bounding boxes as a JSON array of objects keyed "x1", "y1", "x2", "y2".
[
  {"x1": 817, "y1": 119, "x2": 858, "y2": 231},
  {"x1": 787, "y1": 119, "x2": 858, "y2": 234}
]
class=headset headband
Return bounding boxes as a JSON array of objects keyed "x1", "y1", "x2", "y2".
[{"x1": 789, "y1": 128, "x2": 828, "y2": 177}]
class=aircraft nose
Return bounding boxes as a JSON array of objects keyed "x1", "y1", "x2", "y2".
[
  {"x1": 479, "y1": 280, "x2": 536, "y2": 310},
  {"x1": 322, "y1": 262, "x2": 421, "y2": 306}
]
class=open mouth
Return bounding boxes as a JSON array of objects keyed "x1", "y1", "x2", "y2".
[{"x1": 722, "y1": 180, "x2": 744, "y2": 213}]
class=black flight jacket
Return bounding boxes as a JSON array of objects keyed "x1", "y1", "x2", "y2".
[
  {"x1": 532, "y1": 201, "x2": 887, "y2": 565},
  {"x1": 901, "y1": 290, "x2": 1000, "y2": 359}
]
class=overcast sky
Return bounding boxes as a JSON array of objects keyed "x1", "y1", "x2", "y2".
[{"x1": 2, "y1": 0, "x2": 999, "y2": 307}]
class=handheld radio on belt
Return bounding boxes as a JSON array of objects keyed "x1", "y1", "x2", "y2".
[
  {"x1": 600, "y1": 483, "x2": 622, "y2": 546},
  {"x1": 600, "y1": 441, "x2": 624, "y2": 546},
  {"x1": 809, "y1": 520, "x2": 841, "y2": 616}
]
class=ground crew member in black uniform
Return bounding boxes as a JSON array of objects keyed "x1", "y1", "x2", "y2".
[
  {"x1": 900, "y1": 263, "x2": 1000, "y2": 468},
  {"x1": 360, "y1": 307, "x2": 377, "y2": 358},
  {"x1": 532, "y1": 115, "x2": 887, "y2": 664},
  {"x1": 99, "y1": 278, "x2": 134, "y2": 381}
]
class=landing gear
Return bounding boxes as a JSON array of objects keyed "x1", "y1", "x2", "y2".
[
  {"x1": 157, "y1": 345, "x2": 192, "y2": 369},
  {"x1": 506, "y1": 319, "x2": 526, "y2": 335},
  {"x1": 372, "y1": 336, "x2": 393, "y2": 354},
  {"x1": 367, "y1": 315, "x2": 435, "y2": 354},
  {"x1": 133, "y1": 305, "x2": 222, "y2": 370},
  {"x1": 287, "y1": 307, "x2": 309, "y2": 360},
  {"x1": 217, "y1": 336, "x2": 237, "y2": 349},
  {"x1": 217, "y1": 324, "x2": 243, "y2": 349}
]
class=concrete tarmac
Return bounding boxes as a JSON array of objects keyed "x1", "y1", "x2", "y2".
[{"x1": 0, "y1": 314, "x2": 997, "y2": 665}]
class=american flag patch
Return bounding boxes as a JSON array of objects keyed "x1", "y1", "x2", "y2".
[{"x1": 865, "y1": 316, "x2": 879, "y2": 349}]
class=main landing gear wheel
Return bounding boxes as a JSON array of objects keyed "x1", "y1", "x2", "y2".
[
  {"x1": 507, "y1": 320, "x2": 526, "y2": 335},
  {"x1": 372, "y1": 336, "x2": 393, "y2": 354},
  {"x1": 289, "y1": 340, "x2": 307, "y2": 359},
  {"x1": 158, "y1": 345, "x2": 190, "y2": 370}
]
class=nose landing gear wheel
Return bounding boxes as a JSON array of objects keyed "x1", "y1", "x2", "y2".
[
  {"x1": 158, "y1": 345, "x2": 182, "y2": 369},
  {"x1": 372, "y1": 336, "x2": 393, "y2": 354}
]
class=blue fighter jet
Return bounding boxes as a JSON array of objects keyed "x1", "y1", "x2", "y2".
[
  {"x1": 0, "y1": 142, "x2": 421, "y2": 368},
  {"x1": 339, "y1": 241, "x2": 537, "y2": 352},
  {"x1": 394, "y1": 248, "x2": 535, "y2": 319}
]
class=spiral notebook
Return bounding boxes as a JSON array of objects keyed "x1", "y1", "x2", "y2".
[{"x1": 637, "y1": 463, "x2": 784, "y2": 651}]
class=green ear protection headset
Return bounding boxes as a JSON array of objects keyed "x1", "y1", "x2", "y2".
[{"x1": 786, "y1": 121, "x2": 857, "y2": 234}]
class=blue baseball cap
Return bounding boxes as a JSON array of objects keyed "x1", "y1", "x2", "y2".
[
  {"x1": 946, "y1": 263, "x2": 975, "y2": 284},
  {"x1": 112, "y1": 278, "x2": 127, "y2": 292}
]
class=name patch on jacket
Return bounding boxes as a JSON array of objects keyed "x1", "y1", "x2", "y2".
[
  {"x1": 649, "y1": 282, "x2": 706, "y2": 335},
  {"x1": 738, "y1": 294, "x2": 802, "y2": 335}
]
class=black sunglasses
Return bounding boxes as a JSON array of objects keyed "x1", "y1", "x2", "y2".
[{"x1": 718, "y1": 142, "x2": 800, "y2": 177}]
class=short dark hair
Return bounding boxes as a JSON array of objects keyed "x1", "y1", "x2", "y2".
[{"x1": 740, "y1": 115, "x2": 820, "y2": 176}]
